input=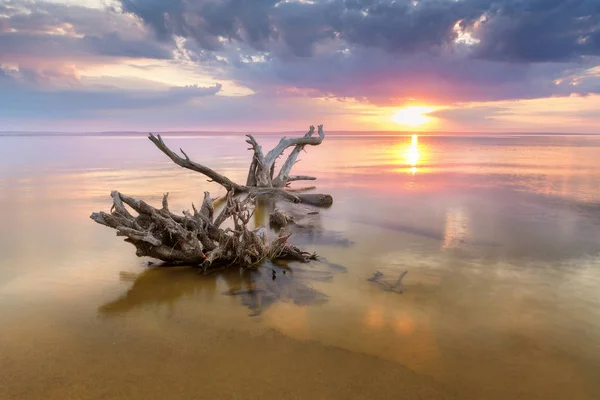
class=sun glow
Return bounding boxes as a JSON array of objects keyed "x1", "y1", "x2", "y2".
[
  {"x1": 393, "y1": 134, "x2": 427, "y2": 175},
  {"x1": 407, "y1": 134, "x2": 420, "y2": 174},
  {"x1": 392, "y1": 106, "x2": 434, "y2": 128},
  {"x1": 408, "y1": 135, "x2": 419, "y2": 164}
]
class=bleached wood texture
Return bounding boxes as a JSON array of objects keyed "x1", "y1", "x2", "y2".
[
  {"x1": 91, "y1": 191, "x2": 316, "y2": 268},
  {"x1": 149, "y1": 125, "x2": 332, "y2": 206}
]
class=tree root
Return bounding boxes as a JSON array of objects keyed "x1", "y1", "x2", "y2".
[{"x1": 91, "y1": 191, "x2": 316, "y2": 269}]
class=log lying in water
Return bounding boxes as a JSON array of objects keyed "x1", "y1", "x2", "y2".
[
  {"x1": 148, "y1": 125, "x2": 332, "y2": 207},
  {"x1": 91, "y1": 191, "x2": 316, "y2": 269}
]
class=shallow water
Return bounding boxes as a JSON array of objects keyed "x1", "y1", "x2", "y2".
[{"x1": 2, "y1": 133, "x2": 600, "y2": 399}]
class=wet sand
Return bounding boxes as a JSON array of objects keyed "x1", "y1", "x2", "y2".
[{"x1": 1, "y1": 317, "x2": 449, "y2": 400}]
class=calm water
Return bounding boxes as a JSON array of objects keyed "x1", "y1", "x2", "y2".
[{"x1": 1, "y1": 133, "x2": 600, "y2": 399}]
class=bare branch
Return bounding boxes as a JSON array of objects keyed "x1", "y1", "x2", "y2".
[
  {"x1": 272, "y1": 125, "x2": 325, "y2": 187},
  {"x1": 148, "y1": 133, "x2": 245, "y2": 192},
  {"x1": 213, "y1": 191, "x2": 239, "y2": 228},
  {"x1": 287, "y1": 175, "x2": 317, "y2": 182},
  {"x1": 285, "y1": 186, "x2": 316, "y2": 193},
  {"x1": 110, "y1": 190, "x2": 133, "y2": 218},
  {"x1": 116, "y1": 227, "x2": 162, "y2": 246},
  {"x1": 245, "y1": 134, "x2": 265, "y2": 164},
  {"x1": 180, "y1": 148, "x2": 191, "y2": 161},
  {"x1": 264, "y1": 125, "x2": 323, "y2": 167}
]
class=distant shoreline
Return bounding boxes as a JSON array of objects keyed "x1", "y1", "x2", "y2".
[{"x1": 2, "y1": 131, "x2": 600, "y2": 137}]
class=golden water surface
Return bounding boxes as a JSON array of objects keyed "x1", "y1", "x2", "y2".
[{"x1": 1, "y1": 133, "x2": 600, "y2": 399}]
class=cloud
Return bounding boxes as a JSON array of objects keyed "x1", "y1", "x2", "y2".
[
  {"x1": 0, "y1": 31, "x2": 173, "y2": 62},
  {"x1": 428, "y1": 94, "x2": 600, "y2": 132},
  {"x1": 0, "y1": 88, "x2": 366, "y2": 131},
  {"x1": 430, "y1": 105, "x2": 509, "y2": 124},
  {"x1": 472, "y1": 0, "x2": 600, "y2": 63},
  {"x1": 82, "y1": 32, "x2": 173, "y2": 59},
  {"x1": 0, "y1": 65, "x2": 222, "y2": 118},
  {"x1": 116, "y1": 0, "x2": 600, "y2": 105},
  {"x1": 0, "y1": 60, "x2": 372, "y2": 132},
  {"x1": 0, "y1": 1, "x2": 175, "y2": 64},
  {"x1": 120, "y1": 0, "x2": 600, "y2": 62},
  {"x1": 225, "y1": 46, "x2": 600, "y2": 105}
]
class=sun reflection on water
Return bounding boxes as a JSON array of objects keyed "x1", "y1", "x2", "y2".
[
  {"x1": 397, "y1": 134, "x2": 426, "y2": 174},
  {"x1": 408, "y1": 135, "x2": 420, "y2": 174}
]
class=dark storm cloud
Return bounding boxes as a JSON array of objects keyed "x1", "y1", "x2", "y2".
[
  {"x1": 122, "y1": 0, "x2": 278, "y2": 51},
  {"x1": 120, "y1": 0, "x2": 600, "y2": 62},
  {"x1": 0, "y1": 31, "x2": 173, "y2": 60},
  {"x1": 121, "y1": 0, "x2": 470, "y2": 57},
  {"x1": 333, "y1": 0, "x2": 481, "y2": 53},
  {"x1": 118, "y1": 0, "x2": 186, "y2": 39},
  {"x1": 472, "y1": 0, "x2": 600, "y2": 62},
  {"x1": 82, "y1": 32, "x2": 173, "y2": 59}
]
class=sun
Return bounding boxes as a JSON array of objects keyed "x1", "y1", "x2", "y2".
[{"x1": 392, "y1": 106, "x2": 434, "y2": 127}]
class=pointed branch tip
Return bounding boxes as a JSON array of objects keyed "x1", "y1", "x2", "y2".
[{"x1": 180, "y1": 148, "x2": 190, "y2": 160}]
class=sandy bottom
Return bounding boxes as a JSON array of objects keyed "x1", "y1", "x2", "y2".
[{"x1": 1, "y1": 316, "x2": 449, "y2": 400}]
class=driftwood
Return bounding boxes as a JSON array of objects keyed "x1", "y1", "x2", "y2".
[
  {"x1": 91, "y1": 191, "x2": 316, "y2": 269},
  {"x1": 91, "y1": 126, "x2": 334, "y2": 269},
  {"x1": 269, "y1": 209, "x2": 294, "y2": 229},
  {"x1": 148, "y1": 125, "x2": 333, "y2": 207},
  {"x1": 368, "y1": 270, "x2": 408, "y2": 293}
]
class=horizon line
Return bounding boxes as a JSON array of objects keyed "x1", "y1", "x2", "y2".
[{"x1": 1, "y1": 130, "x2": 600, "y2": 136}]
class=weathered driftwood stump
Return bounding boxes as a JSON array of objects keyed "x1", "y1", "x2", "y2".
[
  {"x1": 91, "y1": 126, "x2": 331, "y2": 269},
  {"x1": 91, "y1": 191, "x2": 316, "y2": 269},
  {"x1": 148, "y1": 125, "x2": 333, "y2": 207}
]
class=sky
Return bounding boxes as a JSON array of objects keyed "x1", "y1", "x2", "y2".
[{"x1": 1, "y1": 0, "x2": 600, "y2": 133}]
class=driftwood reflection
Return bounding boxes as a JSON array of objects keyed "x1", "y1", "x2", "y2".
[
  {"x1": 224, "y1": 262, "x2": 330, "y2": 316},
  {"x1": 99, "y1": 259, "x2": 345, "y2": 317},
  {"x1": 99, "y1": 267, "x2": 220, "y2": 315}
]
